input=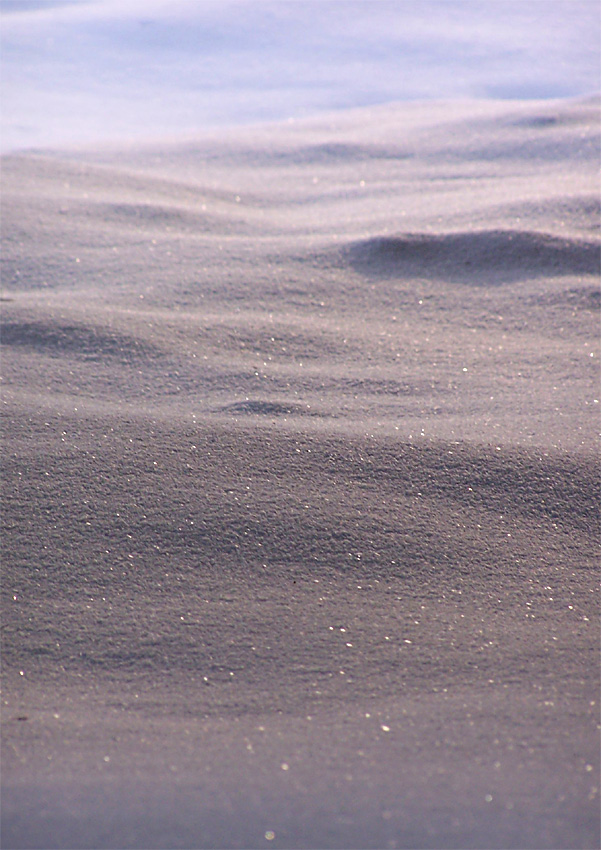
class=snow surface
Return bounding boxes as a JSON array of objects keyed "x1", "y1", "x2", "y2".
[{"x1": 1, "y1": 0, "x2": 599, "y2": 152}]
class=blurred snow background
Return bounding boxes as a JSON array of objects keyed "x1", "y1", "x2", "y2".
[{"x1": 1, "y1": 0, "x2": 599, "y2": 151}]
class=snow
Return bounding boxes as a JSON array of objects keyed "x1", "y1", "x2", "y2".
[{"x1": 1, "y1": 0, "x2": 599, "y2": 152}]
